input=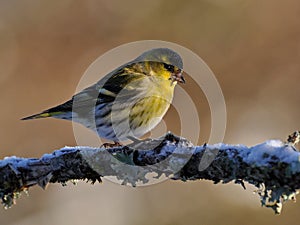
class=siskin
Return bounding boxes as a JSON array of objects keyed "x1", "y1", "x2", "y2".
[{"x1": 22, "y1": 48, "x2": 185, "y2": 144}]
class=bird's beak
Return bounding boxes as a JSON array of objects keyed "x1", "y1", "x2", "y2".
[{"x1": 170, "y1": 69, "x2": 185, "y2": 84}]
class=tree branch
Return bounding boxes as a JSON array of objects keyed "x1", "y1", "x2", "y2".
[{"x1": 1, "y1": 132, "x2": 299, "y2": 214}]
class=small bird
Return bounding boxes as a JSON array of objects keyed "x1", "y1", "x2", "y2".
[{"x1": 22, "y1": 48, "x2": 185, "y2": 144}]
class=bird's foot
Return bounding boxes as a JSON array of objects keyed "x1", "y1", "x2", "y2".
[{"x1": 101, "y1": 142, "x2": 122, "y2": 148}]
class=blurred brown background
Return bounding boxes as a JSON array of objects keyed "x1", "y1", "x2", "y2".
[{"x1": 1, "y1": 0, "x2": 300, "y2": 224}]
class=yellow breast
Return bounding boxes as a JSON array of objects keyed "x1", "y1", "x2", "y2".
[{"x1": 128, "y1": 76, "x2": 176, "y2": 137}]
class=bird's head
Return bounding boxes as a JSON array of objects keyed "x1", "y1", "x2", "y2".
[{"x1": 135, "y1": 48, "x2": 185, "y2": 85}]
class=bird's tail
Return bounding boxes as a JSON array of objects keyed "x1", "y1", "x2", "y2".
[
  {"x1": 22, "y1": 99, "x2": 73, "y2": 121},
  {"x1": 21, "y1": 111, "x2": 64, "y2": 120}
]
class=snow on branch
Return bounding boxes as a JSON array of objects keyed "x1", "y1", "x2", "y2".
[{"x1": 0, "y1": 132, "x2": 300, "y2": 214}]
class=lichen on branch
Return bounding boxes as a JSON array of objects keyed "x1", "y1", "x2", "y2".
[{"x1": 0, "y1": 132, "x2": 299, "y2": 214}]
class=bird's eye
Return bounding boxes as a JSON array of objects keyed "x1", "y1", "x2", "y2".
[{"x1": 164, "y1": 63, "x2": 175, "y2": 72}]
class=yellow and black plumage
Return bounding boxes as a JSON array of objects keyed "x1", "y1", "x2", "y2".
[{"x1": 22, "y1": 48, "x2": 185, "y2": 142}]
